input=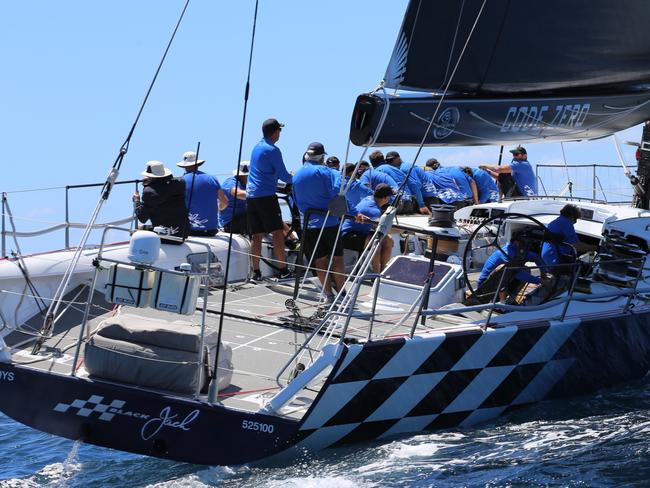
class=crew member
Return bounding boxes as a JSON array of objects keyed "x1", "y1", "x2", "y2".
[
  {"x1": 476, "y1": 232, "x2": 542, "y2": 301},
  {"x1": 133, "y1": 161, "x2": 188, "y2": 244},
  {"x1": 177, "y1": 151, "x2": 227, "y2": 237},
  {"x1": 342, "y1": 184, "x2": 395, "y2": 272},
  {"x1": 463, "y1": 167, "x2": 498, "y2": 203},
  {"x1": 479, "y1": 145, "x2": 537, "y2": 197},
  {"x1": 342, "y1": 163, "x2": 372, "y2": 212},
  {"x1": 247, "y1": 118, "x2": 293, "y2": 281},
  {"x1": 400, "y1": 158, "x2": 433, "y2": 215},
  {"x1": 359, "y1": 151, "x2": 398, "y2": 191},
  {"x1": 326, "y1": 156, "x2": 341, "y2": 171},
  {"x1": 219, "y1": 161, "x2": 249, "y2": 234},
  {"x1": 541, "y1": 204, "x2": 582, "y2": 272},
  {"x1": 377, "y1": 151, "x2": 429, "y2": 214},
  {"x1": 292, "y1": 142, "x2": 346, "y2": 303},
  {"x1": 423, "y1": 159, "x2": 474, "y2": 207}
]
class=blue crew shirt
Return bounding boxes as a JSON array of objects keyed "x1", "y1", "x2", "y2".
[
  {"x1": 441, "y1": 167, "x2": 473, "y2": 200},
  {"x1": 247, "y1": 138, "x2": 292, "y2": 198},
  {"x1": 342, "y1": 176, "x2": 372, "y2": 214},
  {"x1": 510, "y1": 158, "x2": 537, "y2": 196},
  {"x1": 422, "y1": 169, "x2": 463, "y2": 203},
  {"x1": 477, "y1": 243, "x2": 541, "y2": 288},
  {"x1": 541, "y1": 215, "x2": 579, "y2": 269},
  {"x1": 400, "y1": 162, "x2": 430, "y2": 201},
  {"x1": 377, "y1": 164, "x2": 424, "y2": 207},
  {"x1": 342, "y1": 195, "x2": 381, "y2": 235},
  {"x1": 292, "y1": 161, "x2": 339, "y2": 229},
  {"x1": 359, "y1": 167, "x2": 398, "y2": 191},
  {"x1": 183, "y1": 171, "x2": 220, "y2": 231},
  {"x1": 470, "y1": 168, "x2": 499, "y2": 203},
  {"x1": 218, "y1": 176, "x2": 247, "y2": 227}
]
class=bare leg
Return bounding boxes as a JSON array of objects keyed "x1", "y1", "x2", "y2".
[
  {"x1": 251, "y1": 233, "x2": 263, "y2": 272},
  {"x1": 380, "y1": 235, "x2": 394, "y2": 271},
  {"x1": 331, "y1": 256, "x2": 346, "y2": 292},
  {"x1": 271, "y1": 229, "x2": 287, "y2": 271},
  {"x1": 313, "y1": 256, "x2": 332, "y2": 295}
]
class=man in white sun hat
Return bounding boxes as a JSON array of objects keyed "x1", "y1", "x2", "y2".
[
  {"x1": 177, "y1": 151, "x2": 228, "y2": 237},
  {"x1": 133, "y1": 160, "x2": 188, "y2": 243},
  {"x1": 219, "y1": 161, "x2": 250, "y2": 234}
]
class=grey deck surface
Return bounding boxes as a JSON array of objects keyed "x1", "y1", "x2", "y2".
[{"x1": 6, "y1": 277, "x2": 487, "y2": 420}]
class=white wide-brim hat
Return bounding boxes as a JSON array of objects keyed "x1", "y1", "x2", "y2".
[
  {"x1": 141, "y1": 160, "x2": 172, "y2": 178},
  {"x1": 177, "y1": 151, "x2": 205, "y2": 168},
  {"x1": 233, "y1": 160, "x2": 250, "y2": 175}
]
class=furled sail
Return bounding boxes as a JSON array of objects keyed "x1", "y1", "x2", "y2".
[{"x1": 351, "y1": 0, "x2": 650, "y2": 147}]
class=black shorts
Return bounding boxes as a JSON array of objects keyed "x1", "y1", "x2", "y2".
[
  {"x1": 247, "y1": 196, "x2": 283, "y2": 235},
  {"x1": 342, "y1": 231, "x2": 369, "y2": 253},
  {"x1": 223, "y1": 212, "x2": 248, "y2": 235},
  {"x1": 304, "y1": 226, "x2": 344, "y2": 261}
]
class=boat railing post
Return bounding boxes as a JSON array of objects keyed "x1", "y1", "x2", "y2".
[
  {"x1": 1, "y1": 192, "x2": 6, "y2": 258},
  {"x1": 366, "y1": 274, "x2": 381, "y2": 342},
  {"x1": 65, "y1": 185, "x2": 70, "y2": 249},
  {"x1": 558, "y1": 261, "x2": 580, "y2": 321},
  {"x1": 484, "y1": 265, "x2": 508, "y2": 328},
  {"x1": 592, "y1": 164, "x2": 597, "y2": 201},
  {"x1": 624, "y1": 256, "x2": 646, "y2": 313}
]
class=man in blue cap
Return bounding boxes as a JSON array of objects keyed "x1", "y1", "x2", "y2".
[
  {"x1": 480, "y1": 145, "x2": 537, "y2": 197},
  {"x1": 247, "y1": 118, "x2": 293, "y2": 281}
]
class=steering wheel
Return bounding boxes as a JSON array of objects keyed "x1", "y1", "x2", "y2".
[{"x1": 462, "y1": 212, "x2": 550, "y2": 299}]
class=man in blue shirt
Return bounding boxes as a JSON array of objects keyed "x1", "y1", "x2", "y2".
[
  {"x1": 377, "y1": 151, "x2": 430, "y2": 215},
  {"x1": 342, "y1": 184, "x2": 395, "y2": 273},
  {"x1": 341, "y1": 163, "x2": 373, "y2": 213},
  {"x1": 541, "y1": 204, "x2": 581, "y2": 272},
  {"x1": 476, "y1": 233, "x2": 542, "y2": 302},
  {"x1": 463, "y1": 167, "x2": 498, "y2": 203},
  {"x1": 247, "y1": 118, "x2": 293, "y2": 281},
  {"x1": 359, "y1": 152, "x2": 398, "y2": 191},
  {"x1": 177, "y1": 151, "x2": 227, "y2": 237},
  {"x1": 423, "y1": 159, "x2": 476, "y2": 207},
  {"x1": 219, "y1": 161, "x2": 249, "y2": 234},
  {"x1": 480, "y1": 145, "x2": 537, "y2": 197},
  {"x1": 293, "y1": 142, "x2": 346, "y2": 302}
]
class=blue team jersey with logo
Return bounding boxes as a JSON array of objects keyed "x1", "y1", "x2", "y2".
[
  {"x1": 477, "y1": 243, "x2": 541, "y2": 287},
  {"x1": 422, "y1": 169, "x2": 463, "y2": 203},
  {"x1": 183, "y1": 171, "x2": 220, "y2": 231},
  {"x1": 359, "y1": 167, "x2": 398, "y2": 190},
  {"x1": 510, "y1": 158, "x2": 537, "y2": 196},
  {"x1": 470, "y1": 168, "x2": 499, "y2": 203}
]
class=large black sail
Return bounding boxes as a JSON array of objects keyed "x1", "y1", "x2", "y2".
[
  {"x1": 351, "y1": 0, "x2": 650, "y2": 147},
  {"x1": 386, "y1": 0, "x2": 650, "y2": 94}
]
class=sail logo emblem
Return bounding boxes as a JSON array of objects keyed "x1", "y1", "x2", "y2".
[{"x1": 433, "y1": 107, "x2": 460, "y2": 139}]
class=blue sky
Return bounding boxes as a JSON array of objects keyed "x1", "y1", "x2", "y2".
[{"x1": 1, "y1": 1, "x2": 644, "y2": 253}]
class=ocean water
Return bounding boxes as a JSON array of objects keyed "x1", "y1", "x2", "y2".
[{"x1": 2, "y1": 377, "x2": 650, "y2": 488}]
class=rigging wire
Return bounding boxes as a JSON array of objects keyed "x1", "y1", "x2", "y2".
[
  {"x1": 209, "y1": 0, "x2": 260, "y2": 403},
  {"x1": 31, "y1": 0, "x2": 192, "y2": 355},
  {"x1": 559, "y1": 142, "x2": 574, "y2": 197}
]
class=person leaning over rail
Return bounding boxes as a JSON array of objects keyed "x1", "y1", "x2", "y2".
[
  {"x1": 177, "y1": 151, "x2": 228, "y2": 237},
  {"x1": 422, "y1": 159, "x2": 473, "y2": 208},
  {"x1": 219, "y1": 161, "x2": 249, "y2": 235},
  {"x1": 479, "y1": 145, "x2": 537, "y2": 197},
  {"x1": 292, "y1": 142, "x2": 346, "y2": 303},
  {"x1": 377, "y1": 151, "x2": 429, "y2": 215},
  {"x1": 247, "y1": 118, "x2": 293, "y2": 282},
  {"x1": 359, "y1": 151, "x2": 399, "y2": 193},
  {"x1": 341, "y1": 183, "x2": 395, "y2": 273},
  {"x1": 463, "y1": 167, "x2": 499, "y2": 203},
  {"x1": 133, "y1": 161, "x2": 188, "y2": 244}
]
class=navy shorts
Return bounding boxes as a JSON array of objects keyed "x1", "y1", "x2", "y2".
[
  {"x1": 304, "y1": 226, "x2": 344, "y2": 261},
  {"x1": 247, "y1": 196, "x2": 283, "y2": 235}
]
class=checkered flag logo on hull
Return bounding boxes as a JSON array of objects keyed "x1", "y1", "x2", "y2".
[{"x1": 53, "y1": 395, "x2": 126, "y2": 422}]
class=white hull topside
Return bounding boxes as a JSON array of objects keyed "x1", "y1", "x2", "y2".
[{"x1": 0, "y1": 234, "x2": 251, "y2": 335}]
